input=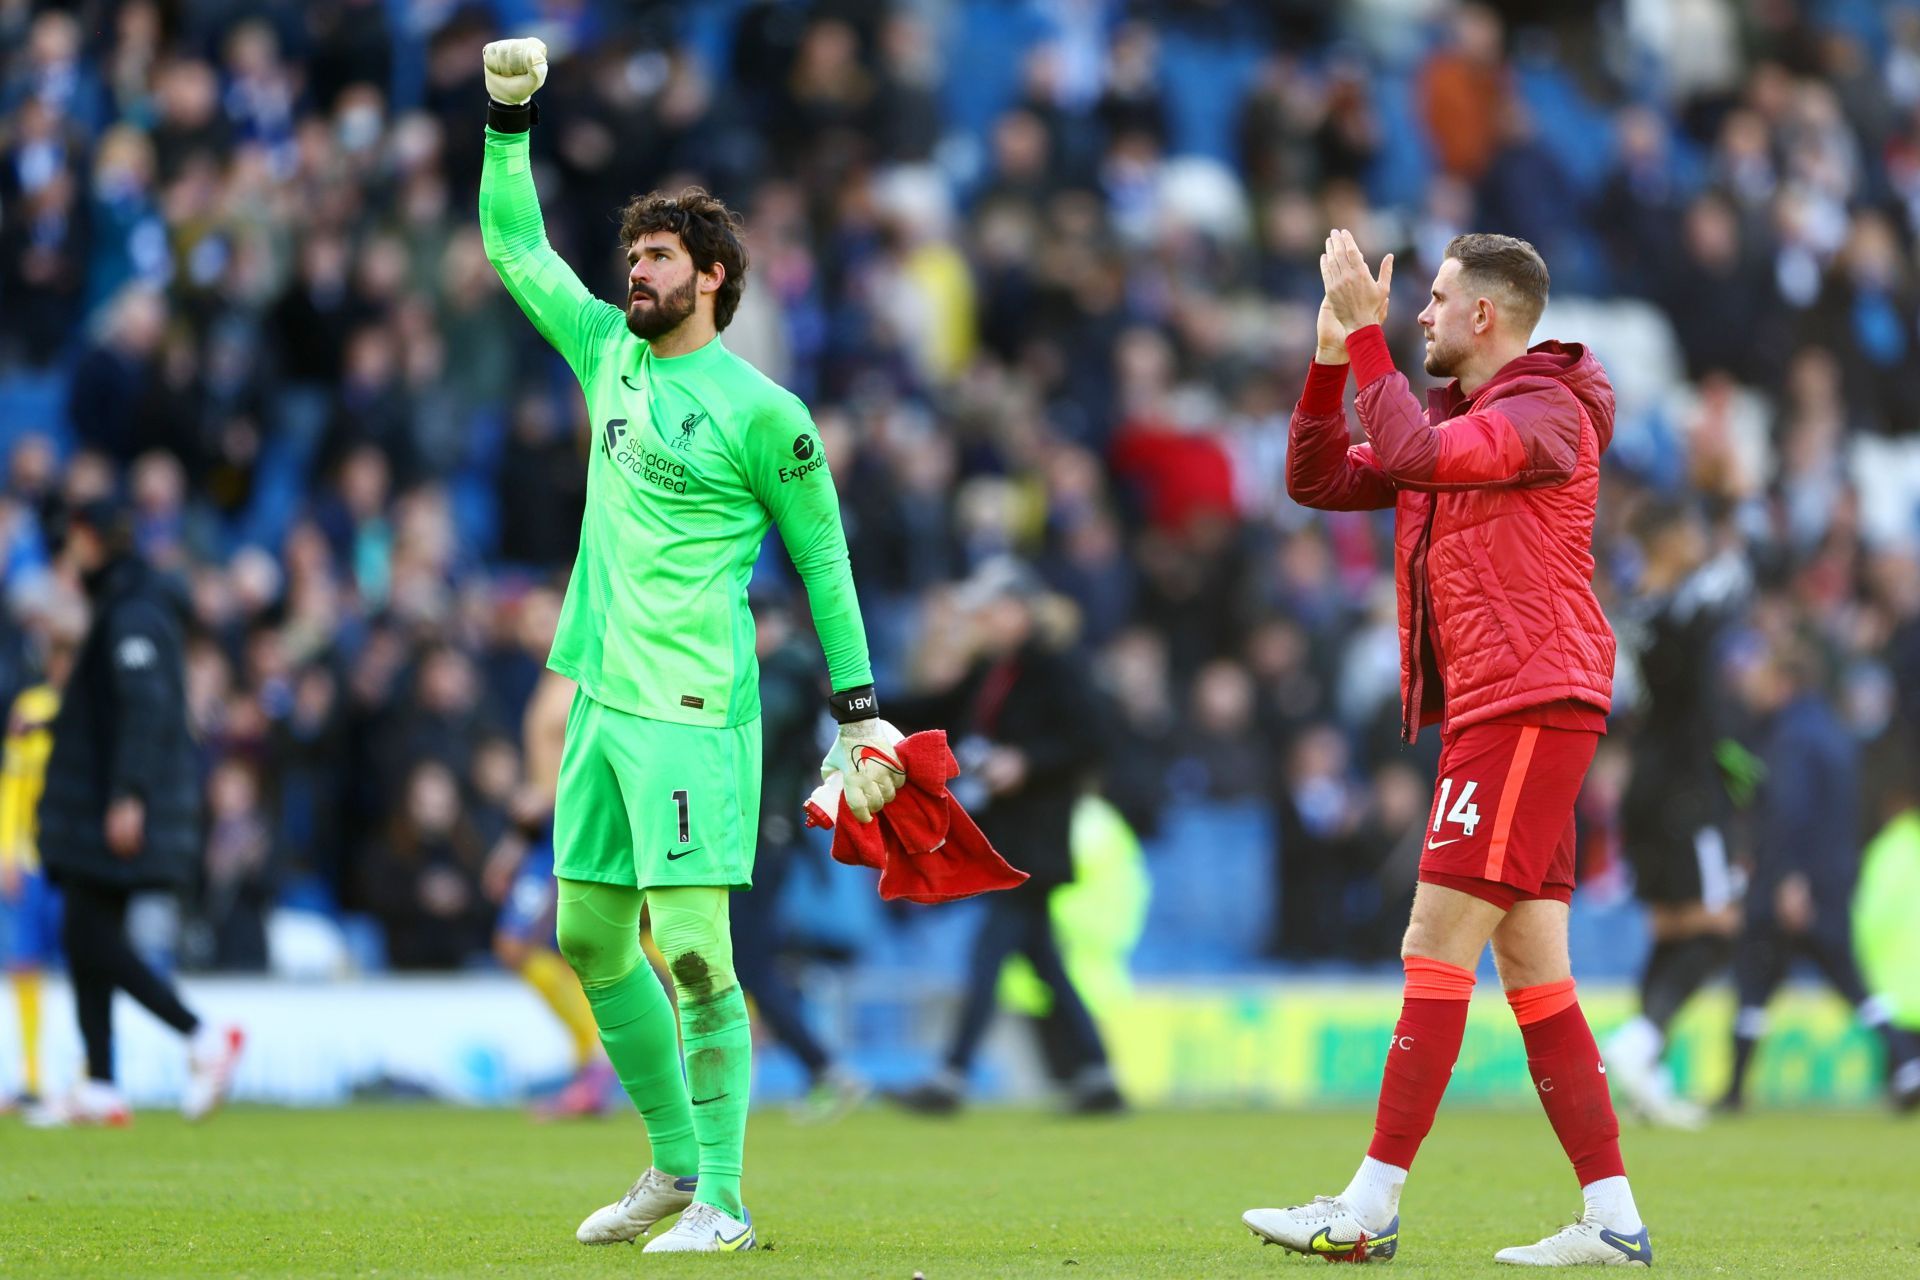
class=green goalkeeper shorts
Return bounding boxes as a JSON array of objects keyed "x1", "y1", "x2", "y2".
[{"x1": 552, "y1": 688, "x2": 760, "y2": 891}]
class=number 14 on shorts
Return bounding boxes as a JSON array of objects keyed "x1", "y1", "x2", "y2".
[{"x1": 1431, "y1": 777, "x2": 1482, "y2": 843}]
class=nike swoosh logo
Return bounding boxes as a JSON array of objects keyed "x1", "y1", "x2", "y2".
[
  {"x1": 1426, "y1": 837, "x2": 1462, "y2": 849},
  {"x1": 665, "y1": 846, "x2": 701, "y2": 861},
  {"x1": 715, "y1": 1224, "x2": 754, "y2": 1251},
  {"x1": 621, "y1": 374, "x2": 640, "y2": 390},
  {"x1": 691, "y1": 1093, "x2": 729, "y2": 1106},
  {"x1": 1599, "y1": 1229, "x2": 1647, "y2": 1257},
  {"x1": 1309, "y1": 1227, "x2": 1364, "y2": 1255},
  {"x1": 853, "y1": 745, "x2": 905, "y2": 773}
]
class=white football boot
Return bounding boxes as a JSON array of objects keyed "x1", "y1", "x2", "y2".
[
  {"x1": 575, "y1": 1168, "x2": 698, "y2": 1244},
  {"x1": 1243, "y1": 1195, "x2": 1399, "y2": 1262},
  {"x1": 642, "y1": 1202, "x2": 756, "y2": 1253},
  {"x1": 183, "y1": 1025, "x2": 246, "y2": 1122},
  {"x1": 1496, "y1": 1217, "x2": 1653, "y2": 1267},
  {"x1": 26, "y1": 1080, "x2": 133, "y2": 1128}
]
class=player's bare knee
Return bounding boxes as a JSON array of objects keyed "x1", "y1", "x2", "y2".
[
  {"x1": 1490, "y1": 934, "x2": 1568, "y2": 990},
  {"x1": 1490, "y1": 902, "x2": 1571, "y2": 989}
]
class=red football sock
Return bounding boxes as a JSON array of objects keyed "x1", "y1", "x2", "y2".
[
  {"x1": 1365, "y1": 956, "x2": 1475, "y2": 1169},
  {"x1": 1508, "y1": 980, "x2": 1627, "y2": 1185}
]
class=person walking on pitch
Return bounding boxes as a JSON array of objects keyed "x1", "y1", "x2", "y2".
[{"x1": 1246, "y1": 232, "x2": 1649, "y2": 1267}]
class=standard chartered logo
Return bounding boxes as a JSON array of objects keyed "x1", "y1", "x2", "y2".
[{"x1": 615, "y1": 440, "x2": 690, "y2": 493}]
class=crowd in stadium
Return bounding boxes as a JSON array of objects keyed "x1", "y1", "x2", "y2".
[{"x1": 4, "y1": 0, "x2": 1920, "y2": 977}]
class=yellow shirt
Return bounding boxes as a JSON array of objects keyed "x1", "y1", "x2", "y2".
[{"x1": 0, "y1": 683, "x2": 59, "y2": 874}]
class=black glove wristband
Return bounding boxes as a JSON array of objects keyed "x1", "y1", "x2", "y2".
[
  {"x1": 829, "y1": 684, "x2": 879, "y2": 723},
  {"x1": 486, "y1": 99, "x2": 538, "y2": 132}
]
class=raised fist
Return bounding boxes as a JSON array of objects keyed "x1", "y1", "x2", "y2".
[{"x1": 483, "y1": 38, "x2": 548, "y2": 105}]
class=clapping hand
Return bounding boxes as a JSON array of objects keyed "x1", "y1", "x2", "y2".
[{"x1": 1319, "y1": 229, "x2": 1393, "y2": 339}]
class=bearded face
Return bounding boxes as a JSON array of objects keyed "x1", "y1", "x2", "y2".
[
  {"x1": 1417, "y1": 257, "x2": 1476, "y2": 380},
  {"x1": 626, "y1": 270, "x2": 698, "y2": 341},
  {"x1": 1423, "y1": 324, "x2": 1471, "y2": 379}
]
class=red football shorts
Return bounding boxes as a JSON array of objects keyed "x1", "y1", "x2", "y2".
[{"x1": 1416, "y1": 722, "x2": 1599, "y2": 909}]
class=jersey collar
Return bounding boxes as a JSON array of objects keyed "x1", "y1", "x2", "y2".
[{"x1": 643, "y1": 335, "x2": 727, "y2": 371}]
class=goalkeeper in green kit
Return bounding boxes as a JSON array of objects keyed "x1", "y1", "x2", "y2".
[{"x1": 478, "y1": 38, "x2": 904, "y2": 1253}]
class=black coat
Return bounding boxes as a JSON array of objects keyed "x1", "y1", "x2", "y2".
[
  {"x1": 38, "y1": 556, "x2": 201, "y2": 890},
  {"x1": 892, "y1": 644, "x2": 1104, "y2": 891}
]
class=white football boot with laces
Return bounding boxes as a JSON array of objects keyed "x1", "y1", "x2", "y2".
[
  {"x1": 1243, "y1": 1194, "x2": 1399, "y2": 1262},
  {"x1": 642, "y1": 1201, "x2": 756, "y2": 1253},
  {"x1": 1496, "y1": 1216, "x2": 1653, "y2": 1267},
  {"x1": 575, "y1": 1168, "x2": 698, "y2": 1244}
]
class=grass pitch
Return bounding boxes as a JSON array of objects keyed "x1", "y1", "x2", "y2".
[{"x1": 1, "y1": 1104, "x2": 1912, "y2": 1277}]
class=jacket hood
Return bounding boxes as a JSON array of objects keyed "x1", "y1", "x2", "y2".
[
  {"x1": 1431, "y1": 340, "x2": 1615, "y2": 451},
  {"x1": 1489, "y1": 340, "x2": 1614, "y2": 451}
]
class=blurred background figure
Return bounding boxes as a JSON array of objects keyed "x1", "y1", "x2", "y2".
[
  {"x1": 1603, "y1": 500, "x2": 1746, "y2": 1129},
  {"x1": 483, "y1": 657, "x2": 618, "y2": 1120},
  {"x1": 732, "y1": 592, "x2": 868, "y2": 1123},
  {"x1": 1720, "y1": 631, "x2": 1920, "y2": 1113},
  {"x1": 1854, "y1": 755, "x2": 1920, "y2": 1082},
  {"x1": 29, "y1": 498, "x2": 241, "y2": 1125},
  {"x1": 0, "y1": 582, "x2": 83, "y2": 1111},
  {"x1": 886, "y1": 558, "x2": 1121, "y2": 1115},
  {"x1": 997, "y1": 792, "x2": 1150, "y2": 1094}
]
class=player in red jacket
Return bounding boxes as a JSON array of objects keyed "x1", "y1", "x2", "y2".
[{"x1": 1242, "y1": 232, "x2": 1650, "y2": 1268}]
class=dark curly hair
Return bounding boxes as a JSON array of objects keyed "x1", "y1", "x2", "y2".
[{"x1": 618, "y1": 187, "x2": 749, "y2": 331}]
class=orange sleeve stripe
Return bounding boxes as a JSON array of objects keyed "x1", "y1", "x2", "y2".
[
  {"x1": 1403, "y1": 954, "x2": 1477, "y2": 1000},
  {"x1": 1505, "y1": 977, "x2": 1577, "y2": 1025},
  {"x1": 1481, "y1": 725, "x2": 1540, "y2": 883}
]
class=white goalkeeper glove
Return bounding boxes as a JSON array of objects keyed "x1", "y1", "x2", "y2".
[
  {"x1": 483, "y1": 38, "x2": 548, "y2": 105},
  {"x1": 821, "y1": 716, "x2": 905, "y2": 824}
]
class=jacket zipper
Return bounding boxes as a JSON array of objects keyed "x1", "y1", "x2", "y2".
[{"x1": 1404, "y1": 501, "x2": 1438, "y2": 743}]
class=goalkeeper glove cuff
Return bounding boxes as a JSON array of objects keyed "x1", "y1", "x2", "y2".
[
  {"x1": 829, "y1": 683, "x2": 879, "y2": 724},
  {"x1": 486, "y1": 99, "x2": 537, "y2": 132}
]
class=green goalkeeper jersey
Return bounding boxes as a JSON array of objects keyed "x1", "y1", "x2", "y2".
[{"x1": 479, "y1": 126, "x2": 871, "y2": 727}]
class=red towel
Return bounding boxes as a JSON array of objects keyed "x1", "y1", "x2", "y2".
[{"x1": 803, "y1": 730, "x2": 1028, "y2": 904}]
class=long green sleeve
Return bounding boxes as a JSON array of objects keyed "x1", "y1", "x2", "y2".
[
  {"x1": 741, "y1": 395, "x2": 873, "y2": 694},
  {"x1": 478, "y1": 127, "x2": 623, "y2": 380}
]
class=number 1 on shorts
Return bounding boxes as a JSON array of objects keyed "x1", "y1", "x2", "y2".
[{"x1": 672, "y1": 788, "x2": 691, "y2": 845}]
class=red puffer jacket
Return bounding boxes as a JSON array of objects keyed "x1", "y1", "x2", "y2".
[{"x1": 1286, "y1": 324, "x2": 1616, "y2": 743}]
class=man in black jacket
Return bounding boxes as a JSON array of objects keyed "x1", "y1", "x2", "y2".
[
  {"x1": 30, "y1": 498, "x2": 242, "y2": 1126},
  {"x1": 1604, "y1": 503, "x2": 1745, "y2": 1128},
  {"x1": 885, "y1": 559, "x2": 1122, "y2": 1114}
]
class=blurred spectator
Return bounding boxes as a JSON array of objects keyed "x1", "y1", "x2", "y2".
[
  {"x1": 68, "y1": 286, "x2": 168, "y2": 464},
  {"x1": 1419, "y1": 3, "x2": 1508, "y2": 181},
  {"x1": 1270, "y1": 723, "x2": 1371, "y2": 961},
  {"x1": 887, "y1": 559, "x2": 1120, "y2": 1113},
  {"x1": 359, "y1": 759, "x2": 489, "y2": 970},
  {"x1": 195, "y1": 757, "x2": 273, "y2": 970}
]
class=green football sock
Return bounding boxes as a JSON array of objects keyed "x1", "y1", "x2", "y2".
[
  {"x1": 555, "y1": 878, "x2": 697, "y2": 1177},
  {"x1": 649, "y1": 886, "x2": 751, "y2": 1218}
]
